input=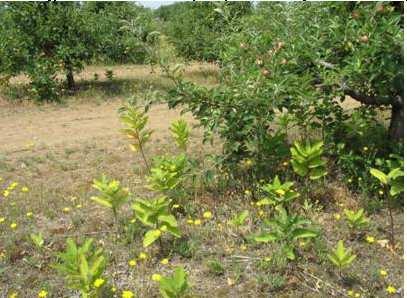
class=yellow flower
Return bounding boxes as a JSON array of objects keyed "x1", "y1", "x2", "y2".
[
  {"x1": 354, "y1": 293, "x2": 360, "y2": 298},
  {"x1": 240, "y1": 244, "x2": 247, "y2": 251},
  {"x1": 365, "y1": 236, "x2": 375, "y2": 243},
  {"x1": 379, "y1": 190, "x2": 384, "y2": 195},
  {"x1": 93, "y1": 278, "x2": 105, "y2": 288},
  {"x1": 380, "y1": 269, "x2": 388, "y2": 277},
  {"x1": 347, "y1": 290, "x2": 354, "y2": 297},
  {"x1": 121, "y1": 290, "x2": 134, "y2": 298},
  {"x1": 128, "y1": 259, "x2": 137, "y2": 267},
  {"x1": 26, "y1": 212, "x2": 33, "y2": 217},
  {"x1": 151, "y1": 273, "x2": 162, "y2": 282},
  {"x1": 386, "y1": 285, "x2": 397, "y2": 294},
  {"x1": 258, "y1": 210, "x2": 265, "y2": 217},
  {"x1": 138, "y1": 252, "x2": 148, "y2": 260},
  {"x1": 160, "y1": 225, "x2": 168, "y2": 232},
  {"x1": 187, "y1": 219, "x2": 194, "y2": 224},
  {"x1": 194, "y1": 219, "x2": 201, "y2": 225},
  {"x1": 347, "y1": 178, "x2": 352, "y2": 183},
  {"x1": 358, "y1": 177, "x2": 362, "y2": 181},
  {"x1": 203, "y1": 211, "x2": 213, "y2": 219},
  {"x1": 9, "y1": 182, "x2": 18, "y2": 190},
  {"x1": 0, "y1": 217, "x2": 5, "y2": 223},
  {"x1": 62, "y1": 207, "x2": 71, "y2": 213},
  {"x1": 9, "y1": 292, "x2": 18, "y2": 298},
  {"x1": 160, "y1": 258, "x2": 169, "y2": 265},
  {"x1": 244, "y1": 189, "x2": 251, "y2": 196},
  {"x1": 282, "y1": 161, "x2": 288, "y2": 166},
  {"x1": 76, "y1": 204, "x2": 82, "y2": 209},
  {"x1": 172, "y1": 204, "x2": 180, "y2": 209},
  {"x1": 111, "y1": 287, "x2": 116, "y2": 292},
  {"x1": 3, "y1": 190, "x2": 10, "y2": 197},
  {"x1": 10, "y1": 223, "x2": 17, "y2": 229},
  {"x1": 264, "y1": 257, "x2": 271, "y2": 262},
  {"x1": 21, "y1": 186, "x2": 29, "y2": 193},
  {"x1": 38, "y1": 290, "x2": 48, "y2": 298},
  {"x1": 363, "y1": 146, "x2": 368, "y2": 151},
  {"x1": 334, "y1": 213, "x2": 341, "y2": 220}
]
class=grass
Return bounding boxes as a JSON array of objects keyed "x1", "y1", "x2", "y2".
[{"x1": 0, "y1": 64, "x2": 403, "y2": 297}]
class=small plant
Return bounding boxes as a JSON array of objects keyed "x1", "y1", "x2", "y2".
[
  {"x1": 170, "y1": 119, "x2": 190, "y2": 151},
  {"x1": 105, "y1": 69, "x2": 114, "y2": 80},
  {"x1": 344, "y1": 208, "x2": 369, "y2": 230},
  {"x1": 254, "y1": 206, "x2": 318, "y2": 260},
  {"x1": 30, "y1": 232, "x2": 44, "y2": 249},
  {"x1": 158, "y1": 267, "x2": 189, "y2": 298},
  {"x1": 290, "y1": 140, "x2": 327, "y2": 180},
  {"x1": 120, "y1": 105, "x2": 153, "y2": 170},
  {"x1": 207, "y1": 259, "x2": 225, "y2": 276},
  {"x1": 369, "y1": 166, "x2": 404, "y2": 247},
  {"x1": 54, "y1": 238, "x2": 106, "y2": 298},
  {"x1": 256, "y1": 176, "x2": 299, "y2": 208},
  {"x1": 229, "y1": 210, "x2": 249, "y2": 227},
  {"x1": 328, "y1": 240, "x2": 356, "y2": 274},
  {"x1": 93, "y1": 73, "x2": 99, "y2": 81},
  {"x1": 91, "y1": 175, "x2": 129, "y2": 220},
  {"x1": 147, "y1": 154, "x2": 187, "y2": 194},
  {"x1": 132, "y1": 196, "x2": 181, "y2": 247}
]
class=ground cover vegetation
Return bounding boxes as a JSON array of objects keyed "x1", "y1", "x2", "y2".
[{"x1": 0, "y1": 1, "x2": 404, "y2": 297}]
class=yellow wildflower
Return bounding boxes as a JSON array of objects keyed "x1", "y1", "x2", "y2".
[
  {"x1": 380, "y1": 269, "x2": 388, "y2": 277},
  {"x1": 10, "y1": 223, "x2": 17, "y2": 229},
  {"x1": 0, "y1": 217, "x2": 5, "y2": 223},
  {"x1": 93, "y1": 278, "x2": 105, "y2": 288},
  {"x1": 282, "y1": 161, "x2": 288, "y2": 166},
  {"x1": 9, "y1": 292, "x2": 18, "y2": 298},
  {"x1": 151, "y1": 273, "x2": 162, "y2": 282},
  {"x1": 128, "y1": 259, "x2": 137, "y2": 267},
  {"x1": 194, "y1": 219, "x2": 201, "y2": 225},
  {"x1": 379, "y1": 190, "x2": 384, "y2": 195},
  {"x1": 172, "y1": 204, "x2": 180, "y2": 209},
  {"x1": 258, "y1": 210, "x2": 265, "y2": 217},
  {"x1": 363, "y1": 146, "x2": 368, "y2": 151},
  {"x1": 160, "y1": 258, "x2": 169, "y2": 265},
  {"x1": 21, "y1": 187, "x2": 29, "y2": 193},
  {"x1": 347, "y1": 178, "x2": 352, "y2": 183},
  {"x1": 121, "y1": 290, "x2": 134, "y2": 298},
  {"x1": 240, "y1": 244, "x2": 247, "y2": 251},
  {"x1": 354, "y1": 293, "x2": 360, "y2": 298},
  {"x1": 76, "y1": 204, "x2": 82, "y2": 209},
  {"x1": 203, "y1": 211, "x2": 213, "y2": 219},
  {"x1": 264, "y1": 257, "x2": 272, "y2": 262},
  {"x1": 111, "y1": 287, "x2": 116, "y2": 292},
  {"x1": 334, "y1": 213, "x2": 341, "y2": 220},
  {"x1": 365, "y1": 236, "x2": 375, "y2": 243},
  {"x1": 38, "y1": 291, "x2": 48, "y2": 298},
  {"x1": 138, "y1": 252, "x2": 148, "y2": 260},
  {"x1": 187, "y1": 219, "x2": 194, "y2": 224},
  {"x1": 347, "y1": 290, "x2": 354, "y2": 297},
  {"x1": 62, "y1": 207, "x2": 71, "y2": 213},
  {"x1": 160, "y1": 225, "x2": 168, "y2": 232},
  {"x1": 26, "y1": 212, "x2": 33, "y2": 217},
  {"x1": 386, "y1": 285, "x2": 397, "y2": 294},
  {"x1": 3, "y1": 190, "x2": 10, "y2": 197},
  {"x1": 130, "y1": 218, "x2": 136, "y2": 224},
  {"x1": 244, "y1": 190, "x2": 251, "y2": 196},
  {"x1": 9, "y1": 182, "x2": 18, "y2": 190}
]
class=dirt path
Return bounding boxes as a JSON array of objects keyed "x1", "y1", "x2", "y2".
[{"x1": 0, "y1": 102, "x2": 192, "y2": 153}]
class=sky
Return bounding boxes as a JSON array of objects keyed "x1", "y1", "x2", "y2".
[{"x1": 138, "y1": 1, "x2": 178, "y2": 9}]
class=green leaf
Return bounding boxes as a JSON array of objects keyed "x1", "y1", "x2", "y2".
[
  {"x1": 369, "y1": 168, "x2": 388, "y2": 184},
  {"x1": 254, "y1": 233, "x2": 277, "y2": 243},
  {"x1": 143, "y1": 229, "x2": 162, "y2": 247}
]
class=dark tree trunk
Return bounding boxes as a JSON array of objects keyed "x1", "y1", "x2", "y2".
[
  {"x1": 66, "y1": 69, "x2": 75, "y2": 91},
  {"x1": 389, "y1": 103, "x2": 404, "y2": 141}
]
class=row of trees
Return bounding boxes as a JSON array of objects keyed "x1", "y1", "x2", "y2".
[{"x1": 0, "y1": 2, "x2": 157, "y2": 100}]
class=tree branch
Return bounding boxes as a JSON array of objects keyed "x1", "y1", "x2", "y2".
[{"x1": 344, "y1": 88, "x2": 394, "y2": 106}]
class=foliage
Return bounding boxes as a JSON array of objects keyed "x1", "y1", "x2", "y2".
[
  {"x1": 120, "y1": 105, "x2": 153, "y2": 169},
  {"x1": 228, "y1": 210, "x2": 250, "y2": 227},
  {"x1": 156, "y1": 2, "x2": 252, "y2": 61},
  {"x1": 30, "y1": 232, "x2": 44, "y2": 249},
  {"x1": 328, "y1": 240, "x2": 356, "y2": 270},
  {"x1": 254, "y1": 206, "x2": 318, "y2": 260},
  {"x1": 54, "y1": 238, "x2": 106, "y2": 297},
  {"x1": 343, "y1": 208, "x2": 369, "y2": 230},
  {"x1": 147, "y1": 154, "x2": 187, "y2": 194},
  {"x1": 370, "y1": 167, "x2": 404, "y2": 197},
  {"x1": 290, "y1": 140, "x2": 327, "y2": 180},
  {"x1": 132, "y1": 196, "x2": 181, "y2": 247},
  {"x1": 256, "y1": 176, "x2": 299, "y2": 208},
  {"x1": 170, "y1": 119, "x2": 190, "y2": 151},
  {"x1": 90, "y1": 175, "x2": 129, "y2": 218},
  {"x1": 158, "y1": 267, "x2": 189, "y2": 298}
]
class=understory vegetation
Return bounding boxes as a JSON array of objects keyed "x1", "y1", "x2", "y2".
[{"x1": 0, "y1": 1, "x2": 404, "y2": 297}]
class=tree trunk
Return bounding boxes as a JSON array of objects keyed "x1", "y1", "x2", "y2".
[
  {"x1": 66, "y1": 69, "x2": 75, "y2": 91},
  {"x1": 389, "y1": 103, "x2": 404, "y2": 141}
]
